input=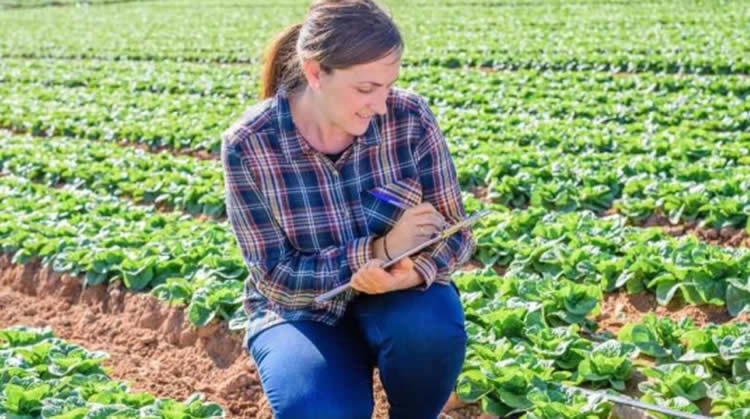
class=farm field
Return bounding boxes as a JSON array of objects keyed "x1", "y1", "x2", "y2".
[{"x1": 1, "y1": 0, "x2": 749, "y2": 418}]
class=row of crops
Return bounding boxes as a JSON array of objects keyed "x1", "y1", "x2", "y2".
[
  {"x1": 4, "y1": 123, "x2": 750, "y2": 231},
  {"x1": 1, "y1": 0, "x2": 748, "y2": 73},
  {"x1": 456, "y1": 285, "x2": 750, "y2": 418},
  {"x1": 2, "y1": 59, "x2": 749, "y2": 230},
  {"x1": 3, "y1": 59, "x2": 749, "y2": 152},
  {"x1": 0, "y1": 326, "x2": 224, "y2": 417},
  {"x1": 3, "y1": 161, "x2": 750, "y2": 329},
  {"x1": 1, "y1": 0, "x2": 749, "y2": 417},
  {"x1": 2, "y1": 166, "x2": 750, "y2": 416}
]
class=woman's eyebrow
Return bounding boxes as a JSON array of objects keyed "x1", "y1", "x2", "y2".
[{"x1": 361, "y1": 77, "x2": 399, "y2": 87}]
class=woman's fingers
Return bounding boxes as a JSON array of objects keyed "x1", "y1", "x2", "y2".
[
  {"x1": 393, "y1": 256, "x2": 413, "y2": 270},
  {"x1": 414, "y1": 213, "x2": 447, "y2": 229},
  {"x1": 351, "y1": 260, "x2": 393, "y2": 294},
  {"x1": 414, "y1": 222, "x2": 440, "y2": 238}
]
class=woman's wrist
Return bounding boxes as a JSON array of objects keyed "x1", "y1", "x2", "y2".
[
  {"x1": 373, "y1": 236, "x2": 388, "y2": 261},
  {"x1": 383, "y1": 234, "x2": 393, "y2": 260}
]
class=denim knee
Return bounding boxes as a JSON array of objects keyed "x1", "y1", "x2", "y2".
[
  {"x1": 274, "y1": 394, "x2": 373, "y2": 419},
  {"x1": 249, "y1": 321, "x2": 375, "y2": 419},
  {"x1": 392, "y1": 318, "x2": 468, "y2": 359},
  {"x1": 379, "y1": 284, "x2": 468, "y2": 359}
]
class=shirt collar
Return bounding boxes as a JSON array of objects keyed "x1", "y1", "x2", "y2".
[{"x1": 274, "y1": 86, "x2": 381, "y2": 159}]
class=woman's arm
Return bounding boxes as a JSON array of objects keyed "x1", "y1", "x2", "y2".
[
  {"x1": 221, "y1": 134, "x2": 380, "y2": 308},
  {"x1": 410, "y1": 96, "x2": 477, "y2": 290}
]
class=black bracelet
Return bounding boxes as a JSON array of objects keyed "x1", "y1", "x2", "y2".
[{"x1": 383, "y1": 234, "x2": 392, "y2": 260}]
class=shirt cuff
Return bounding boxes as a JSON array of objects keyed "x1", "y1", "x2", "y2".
[
  {"x1": 412, "y1": 252, "x2": 438, "y2": 291},
  {"x1": 346, "y1": 235, "x2": 376, "y2": 274}
]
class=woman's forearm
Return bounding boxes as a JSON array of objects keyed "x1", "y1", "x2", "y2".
[{"x1": 372, "y1": 235, "x2": 389, "y2": 261}]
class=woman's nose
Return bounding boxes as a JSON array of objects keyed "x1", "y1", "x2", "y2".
[{"x1": 369, "y1": 94, "x2": 388, "y2": 116}]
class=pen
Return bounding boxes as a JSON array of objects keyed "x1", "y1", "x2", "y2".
[{"x1": 368, "y1": 190, "x2": 412, "y2": 211}]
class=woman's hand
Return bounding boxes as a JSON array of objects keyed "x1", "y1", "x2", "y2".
[
  {"x1": 384, "y1": 202, "x2": 449, "y2": 258},
  {"x1": 350, "y1": 257, "x2": 423, "y2": 294}
]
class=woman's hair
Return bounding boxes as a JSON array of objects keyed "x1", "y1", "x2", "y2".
[{"x1": 260, "y1": 0, "x2": 403, "y2": 99}]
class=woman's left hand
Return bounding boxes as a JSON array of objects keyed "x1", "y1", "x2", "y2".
[{"x1": 350, "y1": 257, "x2": 424, "y2": 294}]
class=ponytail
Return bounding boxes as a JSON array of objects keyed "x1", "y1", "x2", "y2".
[
  {"x1": 259, "y1": 0, "x2": 403, "y2": 100},
  {"x1": 260, "y1": 23, "x2": 304, "y2": 100}
]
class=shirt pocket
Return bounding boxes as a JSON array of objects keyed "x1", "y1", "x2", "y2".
[{"x1": 359, "y1": 176, "x2": 423, "y2": 237}]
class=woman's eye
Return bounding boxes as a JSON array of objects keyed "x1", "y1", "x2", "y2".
[{"x1": 357, "y1": 88, "x2": 373, "y2": 94}]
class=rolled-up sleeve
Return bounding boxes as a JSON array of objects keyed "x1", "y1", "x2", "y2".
[
  {"x1": 221, "y1": 133, "x2": 376, "y2": 308},
  {"x1": 411, "y1": 97, "x2": 476, "y2": 290}
]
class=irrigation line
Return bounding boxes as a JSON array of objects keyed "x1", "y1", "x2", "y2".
[{"x1": 562, "y1": 384, "x2": 712, "y2": 419}]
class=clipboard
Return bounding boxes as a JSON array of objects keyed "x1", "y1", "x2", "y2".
[{"x1": 314, "y1": 208, "x2": 491, "y2": 303}]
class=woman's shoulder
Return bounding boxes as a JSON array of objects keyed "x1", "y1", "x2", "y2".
[
  {"x1": 221, "y1": 96, "x2": 278, "y2": 152},
  {"x1": 388, "y1": 87, "x2": 430, "y2": 115},
  {"x1": 387, "y1": 87, "x2": 438, "y2": 129}
]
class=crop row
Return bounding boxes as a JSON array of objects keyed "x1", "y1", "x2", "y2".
[
  {"x1": 3, "y1": 170, "x2": 750, "y2": 417},
  {"x1": 0, "y1": 174, "x2": 249, "y2": 329},
  {"x1": 0, "y1": 326, "x2": 223, "y2": 418},
  {"x1": 1, "y1": 0, "x2": 748, "y2": 74},
  {"x1": 464, "y1": 195, "x2": 750, "y2": 315},
  {"x1": 3, "y1": 60, "x2": 748, "y2": 158},
  {"x1": 4, "y1": 126, "x2": 750, "y2": 233},
  {"x1": 454, "y1": 266, "x2": 750, "y2": 418},
  {"x1": 0, "y1": 132, "x2": 225, "y2": 217},
  {"x1": 2, "y1": 168, "x2": 748, "y2": 333}
]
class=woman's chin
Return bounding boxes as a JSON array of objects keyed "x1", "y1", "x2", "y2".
[{"x1": 351, "y1": 119, "x2": 371, "y2": 136}]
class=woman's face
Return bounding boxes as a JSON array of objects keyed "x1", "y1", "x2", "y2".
[{"x1": 317, "y1": 49, "x2": 401, "y2": 137}]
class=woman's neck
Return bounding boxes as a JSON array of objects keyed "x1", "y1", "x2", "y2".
[{"x1": 288, "y1": 87, "x2": 354, "y2": 154}]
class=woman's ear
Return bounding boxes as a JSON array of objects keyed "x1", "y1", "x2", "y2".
[{"x1": 301, "y1": 58, "x2": 322, "y2": 90}]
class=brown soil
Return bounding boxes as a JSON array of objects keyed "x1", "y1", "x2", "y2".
[
  {"x1": 0, "y1": 253, "x2": 482, "y2": 419},
  {"x1": 638, "y1": 212, "x2": 750, "y2": 248},
  {"x1": 594, "y1": 291, "x2": 750, "y2": 336},
  {"x1": 591, "y1": 290, "x2": 749, "y2": 418}
]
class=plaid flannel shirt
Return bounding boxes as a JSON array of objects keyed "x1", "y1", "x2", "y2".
[{"x1": 221, "y1": 86, "x2": 476, "y2": 348}]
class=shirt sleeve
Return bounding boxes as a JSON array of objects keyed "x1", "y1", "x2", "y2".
[
  {"x1": 221, "y1": 133, "x2": 376, "y2": 309},
  {"x1": 410, "y1": 96, "x2": 477, "y2": 290}
]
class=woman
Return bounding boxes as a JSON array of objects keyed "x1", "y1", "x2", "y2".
[{"x1": 220, "y1": 0, "x2": 476, "y2": 418}]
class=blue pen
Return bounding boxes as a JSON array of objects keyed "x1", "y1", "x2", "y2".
[{"x1": 368, "y1": 189, "x2": 412, "y2": 210}]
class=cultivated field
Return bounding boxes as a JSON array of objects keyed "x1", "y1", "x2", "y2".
[{"x1": 1, "y1": 0, "x2": 749, "y2": 418}]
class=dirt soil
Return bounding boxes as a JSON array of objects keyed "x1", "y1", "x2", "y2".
[
  {"x1": 594, "y1": 289, "x2": 750, "y2": 335},
  {"x1": 0, "y1": 254, "x2": 486, "y2": 419},
  {"x1": 592, "y1": 290, "x2": 750, "y2": 418},
  {"x1": 638, "y1": 213, "x2": 750, "y2": 248}
]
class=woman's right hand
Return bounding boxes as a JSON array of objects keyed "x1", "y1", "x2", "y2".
[{"x1": 383, "y1": 202, "x2": 449, "y2": 258}]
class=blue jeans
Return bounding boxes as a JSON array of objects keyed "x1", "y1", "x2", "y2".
[{"x1": 248, "y1": 282, "x2": 467, "y2": 419}]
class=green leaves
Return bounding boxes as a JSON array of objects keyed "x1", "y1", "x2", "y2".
[
  {"x1": 641, "y1": 363, "x2": 710, "y2": 401},
  {"x1": 473, "y1": 208, "x2": 750, "y2": 314},
  {"x1": 0, "y1": 326, "x2": 55, "y2": 347},
  {"x1": 0, "y1": 174, "x2": 246, "y2": 329},
  {"x1": 726, "y1": 276, "x2": 750, "y2": 316},
  {"x1": 0, "y1": 327, "x2": 224, "y2": 418},
  {"x1": 188, "y1": 280, "x2": 243, "y2": 327},
  {"x1": 0, "y1": 133, "x2": 226, "y2": 218},
  {"x1": 576, "y1": 340, "x2": 636, "y2": 391},
  {"x1": 708, "y1": 380, "x2": 750, "y2": 417},
  {"x1": 617, "y1": 314, "x2": 694, "y2": 360},
  {"x1": 2, "y1": 382, "x2": 51, "y2": 415},
  {"x1": 121, "y1": 256, "x2": 157, "y2": 292}
]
